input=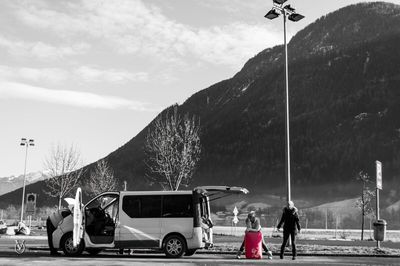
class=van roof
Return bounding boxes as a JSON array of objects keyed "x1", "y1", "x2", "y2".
[{"x1": 119, "y1": 190, "x2": 193, "y2": 196}]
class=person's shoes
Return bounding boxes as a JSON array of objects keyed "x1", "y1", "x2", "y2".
[
  {"x1": 292, "y1": 257, "x2": 296, "y2": 260},
  {"x1": 236, "y1": 251, "x2": 242, "y2": 259},
  {"x1": 280, "y1": 254, "x2": 283, "y2": 259},
  {"x1": 266, "y1": 251, "x2": 273, "y2": 259}
]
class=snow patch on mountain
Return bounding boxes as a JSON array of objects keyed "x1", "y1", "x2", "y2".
[{"x1": 0, "y1": 171, "x2": 46, "y2": 196}]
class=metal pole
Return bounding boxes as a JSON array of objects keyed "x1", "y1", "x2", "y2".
[
  {"x1": 376, "y1": 188, "x2": 380, "y2": 220},
  {"x1": 283, "y1": 11, "x2": 291, "y2": 203},
  {"x1": 20, "y1": 143, "x2": 29, "y2": 223},
  {"x1": 376, "y1": 187, "x2": 380, "y2": 249},
  {"x1": 335, "y1": 215, "x2": 338, "y2": 239},
  {"x1": 325, "y1": 208, "x2": 328, "y2": 230}
]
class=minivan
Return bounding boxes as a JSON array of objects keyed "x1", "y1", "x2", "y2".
[{"x1": 51, "y1": 186, "x2": 248, "y2": 257}]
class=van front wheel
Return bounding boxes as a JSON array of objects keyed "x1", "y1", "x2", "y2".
[
  {"x1": 61, "y1": 232, "x2": 84, "y2": 256},
  {"x1": 163, "y1": 235, "x2": 186, "y2": 258}
]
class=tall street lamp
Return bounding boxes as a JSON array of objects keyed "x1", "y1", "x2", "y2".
[
  {"x1": 265, "y1": 0, "x2": 304, "y2": 203},
  {"x1": 20, "y1": 138, "x2": 34, "y2": 222}
]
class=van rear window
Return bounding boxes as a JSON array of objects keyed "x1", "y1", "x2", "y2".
[
  {"x1": 162, "y1": 195, "x2": 193, "y2": 218},
  {"x1": 122, "y1": 194, "x2": 193, "y2": 218},
  {"x1": 122, "y1": 195, "x2": 161, "y2": 218}
]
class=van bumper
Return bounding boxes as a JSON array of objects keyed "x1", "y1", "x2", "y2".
[
  {"x1": 186, "y1": 227, "x2": 204, "y2": 250},
  {"x1": 52, "y1": 228, "x2": 64, "y2": 249}
]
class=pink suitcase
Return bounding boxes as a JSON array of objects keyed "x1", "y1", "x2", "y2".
[{"x1": 245, "y1": 231, "x2": 263, "y2": 259}]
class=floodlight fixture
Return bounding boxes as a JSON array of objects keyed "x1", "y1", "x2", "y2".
[
  {"x1": 264, "y1": 9, "x2": 280, "y2": 20},
  {"x1": 273, "y1": 0, "x2": 287, "y2": 5},
  {"x1": 288, "y1": 13, "x2": 304, "y2": 22},
  {"x1": 284, "y1": 4, "x2": 295, "y2": 12}
]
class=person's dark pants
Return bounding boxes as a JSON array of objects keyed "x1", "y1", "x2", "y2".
[
  {"x1": 280, "y1": 231, "x2": 296, "y2": 258},
  {"x1": 46, "y1": 217, "x2": 58, "y2": 255}
]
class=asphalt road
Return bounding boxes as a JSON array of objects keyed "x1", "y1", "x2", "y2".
[
  {"x1": 0, "y1": 251, "x2": 399, "y2": 266},
  {"x1": 1, "y1": 235, "x2": 399, "y2": 265}
]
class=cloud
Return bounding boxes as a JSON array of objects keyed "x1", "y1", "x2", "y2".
[
  {"x1": 0, "y1": 81, "x2": 153, "y2": 111},
  {"x1": 0, "y1": 35, "x2": 90, "y2": 60},
  {"x1": 75, "y1": 66, "x2": 148, "y2": 83},
  {"x1": 13, "y1": 0, "x2": 282, "y2": 68},
  {"x1": 0, "y1": 65, "x2": 68, "y2": 83},
  {"x1": 0, "y1": 65, "x2": 148, "y2": 85}
]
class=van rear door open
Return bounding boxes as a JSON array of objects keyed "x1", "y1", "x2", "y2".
[{"x1": 194, "y1": 186, "x2": 249, "y2": 199}]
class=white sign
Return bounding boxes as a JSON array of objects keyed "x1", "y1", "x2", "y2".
[
  {"x1": 376, "y1": 160, "x2": 382, "y2": 190},
  {"x1": 232, "y1": 216, "x2": 239, "y2": 225},
  {"x1": 232, "y1": 206, "x2": 239, "y2": 225},
  {"x1": 233, "y1": 206, "x2": 238, "y2": 216}
]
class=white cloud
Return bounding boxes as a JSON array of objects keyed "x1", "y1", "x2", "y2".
[
  {"x1": 0, "y1": 35, "x2": 90, "y2": 60},
  {"x1": 0, "y1": 81, "x2": 153, "y2": 111},
  {"x1": 75, "y1": 66, "x2": 148, "y2": 83},
  {"x1": 0, "y1": 65, "x2": 68, "y2": 83},
  {"x1": 0, "y1": 65, "x2": 148, "y2": 85},
  {"x1": 13, "y1": 0, "x2": 281, "y2": 68}
]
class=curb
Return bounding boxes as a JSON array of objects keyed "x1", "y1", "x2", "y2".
[{"x1": 26, "y1": 247, "x2": 400, "y2": 258}]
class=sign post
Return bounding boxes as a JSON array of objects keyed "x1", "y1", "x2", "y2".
[
  {"x1": 376, "y1": 160, "x2": 382, "y2": 249},
  {"x1": 25, "y1": 193, "x2": 37, "y2": 218},
  {"x1": 232, "y1": 206, "x2": 239, "y2": 235}
]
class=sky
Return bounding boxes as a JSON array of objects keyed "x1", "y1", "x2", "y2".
[{"x1": 1, "y1": 0, "x2": 399, "y2": 177}]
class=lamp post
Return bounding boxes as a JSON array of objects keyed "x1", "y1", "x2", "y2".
[
  {"x1": 20, "y1": 138, "x2": 34, "y2": 223},
  {"x1": 265, "y1": 0, "x2": 304, "y2": 203}
]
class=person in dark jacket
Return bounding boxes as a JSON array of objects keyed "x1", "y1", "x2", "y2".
[{"x1": 277, "y1": 200, "x2": 301, "y2": 260}]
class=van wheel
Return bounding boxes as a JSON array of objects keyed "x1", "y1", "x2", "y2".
[
  {"x1": 61, "y1": 232, "x2": 84, "y2": 256},
  {"x1": 163, "y1": 235, "x2": 186, "y2": 258},
  {"x1": 86, "y1": 248, "x2": 102, "y2": 255},
  {"x1": 184, "y1": 249, "x2": 197, "y2": 256}
]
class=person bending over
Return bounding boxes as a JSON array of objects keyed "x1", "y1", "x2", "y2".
[{"x1": 236, "y1": 211, "x2": 272, "y2": 259}]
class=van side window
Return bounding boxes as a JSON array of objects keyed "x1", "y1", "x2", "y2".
[
  {"x1": 122, "y1": 196, "x2": 161, "y2": 218},
  {"x1": 162, "y1": 195, "x2": 193, "y2": 217}
]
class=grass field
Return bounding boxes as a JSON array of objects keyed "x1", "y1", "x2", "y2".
[{"x1": 211, "y1": 234, "x2": 400, "y2": 256}]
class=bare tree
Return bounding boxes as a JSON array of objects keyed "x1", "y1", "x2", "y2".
[
  {"x1": 145, "y1": 105, "x2": 201, "y2": 191},
  {"x1": 43, "y1": 144, "x2": 84, "y2": 209},
  {"x1": 88, "y1": 159, "x2": 118, "y2": 197},
  {"x1": 355, "y1": 171, "x2": 375, "y2": 240}
]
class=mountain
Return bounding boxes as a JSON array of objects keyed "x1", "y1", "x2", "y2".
[
  {"x1": 0, "y1": 172, "x2": 45, "y2": 196},
  {"x1": 1, "y1": 2, "x2": 400, "y2": 208}
]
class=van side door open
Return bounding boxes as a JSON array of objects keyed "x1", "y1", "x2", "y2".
[{"x1": 84, "y1": 193, "x2": 119, "y2": 246}]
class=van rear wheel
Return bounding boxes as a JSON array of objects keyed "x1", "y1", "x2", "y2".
[{"x1": 163, "y1": 235, "x2": 186, "y2": 258}]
